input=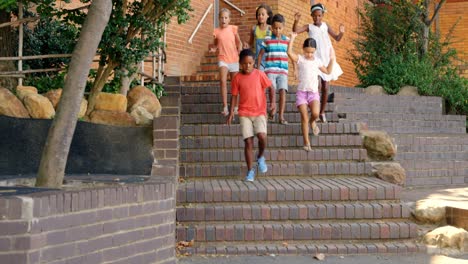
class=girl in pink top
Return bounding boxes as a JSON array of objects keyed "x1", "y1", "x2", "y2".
[{"x1": 210, "y1": 8, "x2": 243, "y2": 116}]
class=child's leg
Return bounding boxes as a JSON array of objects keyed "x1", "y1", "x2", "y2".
[
  {"x1": 257, "y1": 132, "x2": 267, "y2": 159},
  {"x1": 244, "y1": 137, "x2": 254, "y2": 170},
  {"x1": 298, "y1": 104, "x2": 310, "y2": 148},
  {"x1": 279, "y1": 89, "x2": 287, "y2": 123},
  {"x1": 319, "y1": 78, "x2": 329, "y2": 121},
  {"x1": 219, "y1": 66, "x2": 229, "y2": 115},
  {"x1": 309, "y1": 99, "x2": 320, "y2": 136}
]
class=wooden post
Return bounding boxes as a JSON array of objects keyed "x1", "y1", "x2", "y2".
[{"x1": 18, "y1": 2, "x2": 23, "y2": 86}]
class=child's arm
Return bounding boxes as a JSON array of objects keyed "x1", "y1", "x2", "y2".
[
  {"x1": 245, "y1": 25, "x2": 255, "y2": 49},
  {"x1": 257, "y1": 49, "x2": 265, "y2": 69},
  {"x1": 235, "y1": 32, "x2": 243, "y2": 53},
  {"x1": 328, "y1": 23, "x2": 345, "y2": 42},
  {"x1": 319, "y1": 47, "x2": 335, "y2": 74},
  {"x1": 226, "y1": 94, "x2": 237, "y2": 125},
  {"x1": 209, "y1": 36, "x2": 218, "y2": 53},
  {"x1": 292, "y1": 12, "x2": 309, "y2": 34},
  {"x1": 287, "y1": 32, "x2": 299, "y2": 63}
]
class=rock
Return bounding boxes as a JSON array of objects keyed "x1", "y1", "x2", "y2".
[
  {"x1": 127, "y1": 86, "x2": 162, "y2": 117},
  {"x1": 94, "y1": 92, "x2": 127, "y2": 112},
  {"x1": 365, "y1": 85, "x2": 386, "y2": 95},
  {"x1": 314, "y1": 253, "x2": 326, "y2": 261},
  {"x1": 79, "y1": 99, "x2": 88, "y2": 119},
  {"x1": 43, "y1": 88, "x2": 62, "y2": 109},
  {"x1": 16, "y1": 86, "x2": 38, "y2": 100},
  {"x1": 89, "y1": 110, "x2": 136, "y2": 127},
  {"x1": 371, "y1": 162, "x2": 406, "y2": 185},
  {"x1": 23, "y1": 93, "x2": 55, "y2": 119},
  {"x1": 397, "y1": 85, "x2": 419, "y2": 96},
  {"x1": 361, "y1": 130, "x2": 396, "y2": 160},
  {"x1": 423, "y1": 226, "x2": 468, "y2": 251},
  {"x1": 0, "y1": 87, "x2": 30, "y2": 118},
  {"x1": 130, "y1": 106, "x2": 153, "y2": 126},
  {"x1": 413, "y1": 199, "x2": 446, "y2": 224}
]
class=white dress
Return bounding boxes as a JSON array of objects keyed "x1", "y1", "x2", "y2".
[{"x1": 308, "y1": 23, "x2": 343, "y2": 81}]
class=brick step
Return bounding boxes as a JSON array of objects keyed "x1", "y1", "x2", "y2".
[
  {"x1": 405, "y1": 173, "x2": 467, "y2": 186},
  {"x1": 180, "y1": 123, "x2": 364, "y2": 137},
  {"x1": 197, "y1": 64, "x2": 219, "y2": 72},
  {"x1": 181, "y1": 95, "x2": 335, "y2": 106},
  {"x1": 397, "y1": 151, "x2": 468, "y2": 161},
  {"x1": 200, "y1": 57, "x2": 218, "y2": 64},
  {"x1": 181, "y1": 135, "x2": 363, "y2": 149},
  {"x1": 176, "y1": 177, "x2": 399, "y2": 203},
  {"x1": 335, "y1": 105, "x2": 442, "y2": 115},
  {"x1": 180, "y1": 148, "x2": 367, "y2": 163},
  {"x1": 398, "y1": 159, "x2": 468, "y2": 169},
  {"x1": 329, "y1": 86, "x2": 366, "y2": 94},
  {"x1": 175, "y1": 221, "x2": 418, "y2": 243},
  {"x1": 334, "y1": 93, "x2": 442, "y2": 104},
  {"x1": 342, "y1": 120, "x2": 466, "y2": 134},
  {"x1": 178, "y1": 84, "x2": 315, "y2": 95},
  {"x1": 344, "y1": 113, "x2": 466, "y2": 122},
  {"x1": 176, "y1": 202, "x2": 411, "y2": 222},
  {"x1": 181, "y1": 103, "x2": 336, "y2": 115},
  {"x1": 182, "y1": 112, "x2": 340, "y2": 125},
  {"x1": 179, "y1": 161, "x2": 371, "y2": 179},
  {"x1": 395, "y1": 134, "x2": 468, "y2": 148},
  {"x1": 182, "y1": 74, "x2": 220, "y2": 82},
  {"x1": 178, "y1": 240, "x2": 424, "y2": 255}
]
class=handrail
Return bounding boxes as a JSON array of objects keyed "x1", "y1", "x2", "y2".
[
  {"x1": 188, "y1": 3, "x2": 213, "y2": 44},
  {"x1": 223, "y1": 0, "x2": 245, "y2": 16}
]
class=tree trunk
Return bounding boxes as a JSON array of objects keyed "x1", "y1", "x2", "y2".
[
  {"x1": 85, "y1": 61, "x2": 117, "y2": 115},
  {"x1": 36, "y1": 0, "x2": 112, "y2": 188},
  {"x1": 0, "y1": 9, "x2": 17, "y2": 90}
]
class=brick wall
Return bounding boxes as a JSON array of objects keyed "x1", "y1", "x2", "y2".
[
  {"x1": 0, "y1": 182, "x2": 176, "y2": 264},
  {"x1": 164, "y1": 0, "x2": 214, "y2": 77},
  {"x1": 437, "y1": 0, "x2": 467, "y2": 77}
]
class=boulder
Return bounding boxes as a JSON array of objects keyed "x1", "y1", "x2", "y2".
[
  {"x1": 0, "y1": 87, "x2": 30, "y2": 118},
  {"x1": 413, "y1": 199, "x2": 446, "y2": 224},
  {"x1": 43, "y1": 88, "x2": 63, "y2": 109},
  {"x1": 365, "y1": 85, "x2": 386, "y2": 95},
  {"x1": 423, "y1": 226, "x2": 468, "y2": 251},
  {"x1": 79, "y1": 99, "x2": 88, "y2": 119},
  {"x1": 127, "y1": 86, "x2": 162, "y2": 117},
  {"x1": 397, "y1": 85, "x2": 419, "y2": 96},
  {"x1": 89, "y1": 110, "x2": 136, "y2": 127},
  {"x1": 94, "y1": 92, "x2": 127, "y2": 112},
  {"x1": 130, "y1": 106, "x2": 153, "y2": 126},
  {"x1": 16, "y1": 86, "x2": 38, "y2": 101},
  {"x1": 371, "y1": 162, "x2": 406, "y2": 185},
  {"x1": 23, "y1": 93, "x2": 55, "y2": 119},
  {"x1": 361, "y1": 130, "x2": 396, "y2": 160}
]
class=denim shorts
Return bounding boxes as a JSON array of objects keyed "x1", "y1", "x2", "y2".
[
  {"x1": 218, "y1": 61, "x2": 239, "y2": 73},
  {"x1": 267, "y1": 73, "x2": 288, "y2": 91}
]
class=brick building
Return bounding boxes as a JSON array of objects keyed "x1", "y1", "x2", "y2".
[{"x1": 165, "y1": 0, "x2": 467, "y2": 85}]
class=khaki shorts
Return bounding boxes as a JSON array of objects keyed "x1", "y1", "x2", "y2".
[{"x1": 239, "y1": 115, "x2": 267, "y2": 139}]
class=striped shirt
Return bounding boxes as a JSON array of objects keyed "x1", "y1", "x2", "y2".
[{"x1": 261, "y1": 34, "x2": 290, "y2": 76}]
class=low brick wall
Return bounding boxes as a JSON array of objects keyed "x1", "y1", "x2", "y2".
[{"x1": 0, "y1": 182, "x2": 176, "y2": 264}]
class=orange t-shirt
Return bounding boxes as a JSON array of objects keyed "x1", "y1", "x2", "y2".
[
  {"x1": 231, "y1": 69, "x2": 272, "y2": 117},
  {"x1": 213, "y1": 25, "x2": 239, "y2": 63}
]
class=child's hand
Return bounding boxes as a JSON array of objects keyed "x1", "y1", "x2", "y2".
[
  {"x1": 294, "y1": 12, "x2": 301, "y2": 21},
  {"x1": 339, "y1": 24, "x2": 345, "y2": 34},
  {"x1": 209, "y1": 44, "x2": 217, "y2": 53},
  {"x1": 269, "y1": 103, "x2": 277, "y2": 118},
  {"x1": 290, "y1": 32, "x2": 298, "y2": 40},
  {"x1": 243, "y1": 41, "x2": 250, "y2": 49},
  {"x1": 330, "y1": 47, "x2": 336, "y2": 61},
  {"x1": 226, "y1": 113, "x2": 234, "y2": 125},
  {"x1": 294, "y1": 68, "x2": 298, "y2": 81}
]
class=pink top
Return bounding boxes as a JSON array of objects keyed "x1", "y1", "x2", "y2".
[
  {"x1": 213, "y1": 25, "x2": 239, "y2": 63},
  {"x1": 231, "y1": 69, "x2": 272, "y2": 117}
]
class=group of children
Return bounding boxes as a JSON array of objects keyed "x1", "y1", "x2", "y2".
[{"x1": 210, "y1": 3, "x2": 345, "y2": 181}]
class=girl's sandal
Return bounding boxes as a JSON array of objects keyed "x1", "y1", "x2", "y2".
[
  {"x1": 303, "y1": 145, "x2": 312, "y2": 152},
  {"x1": 311, "y1": 121, "x2": 320, "y2": 136},
  {"x1": 319, "y1": 113, "x2": 327, "y2": 123},
  {"x1": 279, "y1": 119, "x2": 288, "y2": 125}
]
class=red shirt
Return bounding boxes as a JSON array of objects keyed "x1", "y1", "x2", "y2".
[{"x1": 231, "y1": 69, "x2": 272, "y2": 117}]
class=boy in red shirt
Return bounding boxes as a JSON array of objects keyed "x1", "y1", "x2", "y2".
[{"x1": 227, "y1": 49, "x2": 276, "y2": 181}]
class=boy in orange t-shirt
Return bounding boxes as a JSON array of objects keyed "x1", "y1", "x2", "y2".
[{"x1": 227, "y1": 49, "x2": 276, "y2": 182}]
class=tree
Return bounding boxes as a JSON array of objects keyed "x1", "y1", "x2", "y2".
[
  {"x1": 0, "y1": 4, "x2": 18, "y2": 89},
  {"x1": 420, "y1": 0, "x2": 446, "y2": 56},
  {"x1": 35, "y1": 0, "x2": 112, "y2": 187}
]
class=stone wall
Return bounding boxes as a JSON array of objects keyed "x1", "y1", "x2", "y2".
[{"x1": 0, "y1": 182, "x2": 176, "y2": 264}]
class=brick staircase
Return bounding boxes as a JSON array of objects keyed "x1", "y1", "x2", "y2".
[
  {"x1": 332, "y1": 88, "x2": 468, "y2": 186},
  {"x1": 169, "y1": 80, "x2": 421, "y2": 255}
]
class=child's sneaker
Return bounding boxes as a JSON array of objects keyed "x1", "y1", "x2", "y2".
[
  {"x1": 257, "y1": 156, "x2": 268, "y2": 173},
  {"x1": 245, "y1": 169, "x2": 256, "y2": 182}
]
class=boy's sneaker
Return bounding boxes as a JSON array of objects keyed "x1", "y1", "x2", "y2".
[
  {"x1": 257, "y1": 156, "x2": 268, "y2": 173},
  {"x1": 245, "y1": 169, "x2": 256, "y2": 182}
]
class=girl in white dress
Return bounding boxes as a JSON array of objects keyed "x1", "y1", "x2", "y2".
[{"x1": 293, "y1": 3, "x2": 344, "y2": 123}]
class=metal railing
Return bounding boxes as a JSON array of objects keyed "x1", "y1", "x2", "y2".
[
  {"x1": 188, "y1": 3, "x2": 213, "y2": 44},
  {"x1": 223, "y1": 0, "x2": 245, "y2": 16}
]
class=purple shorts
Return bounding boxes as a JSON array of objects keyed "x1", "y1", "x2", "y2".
[{"x1": 296, "y1": 90, "x2": 320, "y2": 107}]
